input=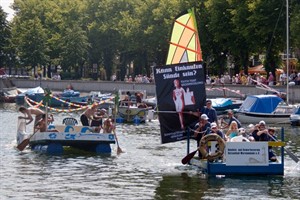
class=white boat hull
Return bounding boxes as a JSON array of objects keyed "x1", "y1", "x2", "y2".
[{"x1": 236, "y1": 112, "x2": 291, "y2": 124}]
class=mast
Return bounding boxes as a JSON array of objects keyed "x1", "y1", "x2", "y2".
[{"x1": 286, "y1": 0, "x2": 289, "y2": 104}]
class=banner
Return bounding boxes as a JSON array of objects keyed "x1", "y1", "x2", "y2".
[{"x1": 154, "y1": 61, "x2": 206, "y2": 143}]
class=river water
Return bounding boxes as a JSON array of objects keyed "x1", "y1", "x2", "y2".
[{"x1": 0, "y1": 103, "x2": 299, "y2": 200}]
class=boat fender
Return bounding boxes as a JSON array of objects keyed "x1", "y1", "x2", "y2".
[{"x1": 199, "y1": 134, "x2": 225, "y2": 161}]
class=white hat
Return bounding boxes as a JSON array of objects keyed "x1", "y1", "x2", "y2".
[
  {"x1": 259, "y1": 120, "x2": 266, "y2": 125},
  {"x1": 201, "y1": 114, "x2": 209, "y2": 120},
  {"x1": 211, "y1": 122, "x2": 217, "y2": 128}
]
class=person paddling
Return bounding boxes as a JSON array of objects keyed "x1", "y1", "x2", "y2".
[{"x1": 18, "y1": 106, "x2": 45, "y2": 126}]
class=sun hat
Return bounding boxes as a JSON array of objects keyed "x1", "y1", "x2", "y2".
[
  {"x1": 206, "y1": 99, "x2": 212, "y2": 103},
  {"x1": 259, "y1": 120, "x2": 266, "y2": 125},
  {"x1": 200, "y1": 114, "x2": 209, "y2": 120},
  {"x1": 211, "y1": 122, "x2": 217, "y2": 128}
]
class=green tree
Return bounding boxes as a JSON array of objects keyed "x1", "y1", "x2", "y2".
[
  {"x1": 12, "y1": 17, "x2": 49, "y2": 74},
  {"x1": 0, "y1": 7, "x2": 11, "y2": 68}
]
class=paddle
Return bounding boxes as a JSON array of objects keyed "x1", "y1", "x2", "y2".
[
  {"x1": 16, "y1": 129, "x2": 38, "y2": 151},
  {"x1": 267, "y1": 132, "x2": 299, "y2": 163},
  {"x1": 181, "y1": 149, "x2": 198, "y2": 164},
  {"x1": 181, "y1": 128, "x2": 210, "y2": 164},
  {"x1": 113, "y1": 129, "x2": 123, "y2": 155},
  {"x1": 113, "y1": 90, "x2": 123, "y2": 155}
]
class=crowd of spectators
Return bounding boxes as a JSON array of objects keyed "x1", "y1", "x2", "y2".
[
  {"x1": 205, "y1": 71, "x2": 300, "y2": 86},
  {"x1": 120, "y1": 71, "x2": 300, "y2": 86}
]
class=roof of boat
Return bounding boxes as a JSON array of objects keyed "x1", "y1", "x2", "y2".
[{"x1": 238, "y1": 95, "x2": 283, "y2": 113}]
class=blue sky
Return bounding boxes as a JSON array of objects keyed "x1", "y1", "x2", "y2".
[{"x1": 0, "y1": 0, "x2": 15, "y2": 21}]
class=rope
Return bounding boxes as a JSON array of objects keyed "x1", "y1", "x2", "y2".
[{"x1": 24, "y1": 96, "x2": 114, "y2": 113}]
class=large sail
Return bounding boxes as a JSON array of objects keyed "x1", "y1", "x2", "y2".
[
  {"x1": 154, "y1": 9, "x2": 206, "y2": 144},
  {"x1": 166, "y1": 8, "x2": 202, "y2": 65}
]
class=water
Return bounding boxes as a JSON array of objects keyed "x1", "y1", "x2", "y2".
[{"x1": 0, "y1": 103, "x2": 299, "y2": 200}]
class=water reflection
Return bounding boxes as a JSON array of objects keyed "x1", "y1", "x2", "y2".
[{"x1": 154, "y1": 174, "x2": 289, "y2": 200}]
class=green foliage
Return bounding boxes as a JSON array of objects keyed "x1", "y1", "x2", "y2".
[{"x1": 1, "y1": 0, "x2": 299, "y2": 79}]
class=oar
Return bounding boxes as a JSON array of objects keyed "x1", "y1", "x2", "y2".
[
  {"x1": 113, "y1": 129, "x2": 123, "y2": 155},
  {"x1": 113, "y1": 90, "x2": 123, "y2": 155},
  {"x1": 182, "y1": 149, "x2": 198, "y2": 164},
  {"x1": 267, "y1": 133, "x2": 299, "y2": 163},
  {"x1": 16, "y1": 129, "x2": 38, "y2": 151},
  {"x1": 181, "y1": 128, "x2": 211, "y2": 164}
]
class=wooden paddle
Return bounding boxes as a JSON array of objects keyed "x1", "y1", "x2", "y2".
[
  {"x1": 267, "y1": 132, "x2": 299, "y2": 163},
  {"x1": 181, "y1": 149, "x2": 198, "y2": 164},
  {"x1": 113, "y1": 90, "x2": 123, "y2": 155},
  {"x1": 113, "y1": 129, "x2": 123, "y2": 155},
  {"x1": 16, "y1": 129, "x2": 38, "y2": 151}
]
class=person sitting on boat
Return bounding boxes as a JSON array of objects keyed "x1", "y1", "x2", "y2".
[
  {"x1": 200, "y1": 99, "x2": 219, "y2": 128},
  {"x1": 34, "y1": 114, "x2": 58, "y2": 132},
  {"x1": 208, "y1": 122, "x2": 225, "y2": 139},
  {"x1": 225, "y1": 121, "x2": 239, "y2": 141},
  {"x1": 256, "y1": 123, "x2": 277, "y2": 162},
  {"x1": 102, "y1": 118, "x2": 115, "y2": 133},
  {"x1": 18, "y1": 106, "x2": 45, "y2": 126},
  {"x1": 193, "y1": 114, "x2": 211, "y2": 157},
  {"x1": 252, "y1": 122, "x2": 277, "y2": 162},
  {"x1": 250, "y1": 120, "x2": 267, "y2": 141},
  {"x1": 220, "y1": 109, "x2": 242, "y2": 129},
  {"x1": 80, "y1": 103, "x2": 98, "y2": 126},
  {"x1": 121, "y1": 91, "x2": 132, "y2": 106},
  {"x1": 91, "y1": 108, "x2": 107, "y2": 132}
]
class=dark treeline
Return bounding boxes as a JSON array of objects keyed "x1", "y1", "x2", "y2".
[{"x1": 0, "y1": 0, "x2": 300, "y2": 80}]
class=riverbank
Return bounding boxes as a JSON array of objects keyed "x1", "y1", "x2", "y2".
[{"x1": 1, "y1": 78, "x2": 300, "y2": 103}]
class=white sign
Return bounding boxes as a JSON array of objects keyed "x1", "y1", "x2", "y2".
[{"x1": 225, "y1": 142, "x2": 269, "y2": 166}]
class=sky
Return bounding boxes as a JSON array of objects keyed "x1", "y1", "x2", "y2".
[{"x1": 0, "y1": 0, "x2": 15, "y2": 21}]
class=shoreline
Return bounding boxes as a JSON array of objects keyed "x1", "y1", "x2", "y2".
[{"x1": 1, "y1": 78, "x2": 300, "y2": 104}]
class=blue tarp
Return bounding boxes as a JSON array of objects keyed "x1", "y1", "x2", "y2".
[{"x1": 238, "y1": 95, "x2": 283, "y2": 113}]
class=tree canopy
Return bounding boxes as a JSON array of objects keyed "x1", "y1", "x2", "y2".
[{"x1": 1, "y1": 0, "x2": 299, "y2": 80}]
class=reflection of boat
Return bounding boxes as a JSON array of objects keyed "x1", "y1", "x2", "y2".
[
  {"x1": 290, "y1": 107, "x2": 300, "y2": 126},
  {"x1": 116, "y1": 89, "x2": 150, "y2": 123},
  {"x1": 16, "y1": 118, "x2": 116, "y2": 155},
  {"x1": 235, "y1": 95, "x2": 297, "y2": 124}
]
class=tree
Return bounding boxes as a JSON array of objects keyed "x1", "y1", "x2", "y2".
[
  {"x1": 0, "y1": 7, "x2": 11, "y2": 68},
  {"x1": 12, "y1": 17, "x2": 49, "y2": 74}
]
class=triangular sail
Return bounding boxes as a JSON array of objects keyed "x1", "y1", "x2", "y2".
[{"x1": 166, "y1": 8, "x2": 202, "y2": 65}]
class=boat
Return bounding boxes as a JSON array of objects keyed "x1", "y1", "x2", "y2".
[
  {"x1": 17, "y1": 88, "x2": 89, "y2": 107},
  {"x1": 187, "y1": 132, "x2": 285, "y2": 175},
  {"x1": 210, "y1": 97, "x2": 243, "y2": 115},
  {"x1": 15, "y1": 86, "x2": 44, "y2": 104},
  {"x1": 16, "y1": 118, "x2": 116, "y2": 155},
  {"x1": 290, "y1": 107, "x2": 300, "y2": 126},
  {"x1": 116, "y1": 89, "x2": 150, "y2": 124},
  {"x1": 0, "y1": 90, "x2": 16, "y2": 103},
  {"x1": 153, "y1": 8, "x2": 288, "y2": 176},
  {"x1": 235, "y1": 94, "x2": 298, "y2": 124}
]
